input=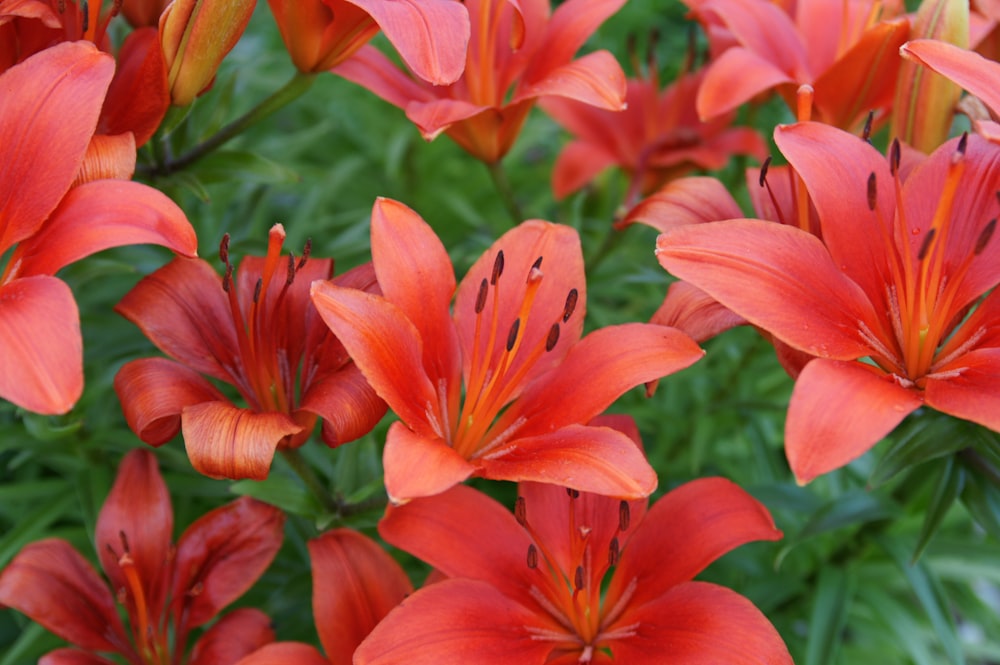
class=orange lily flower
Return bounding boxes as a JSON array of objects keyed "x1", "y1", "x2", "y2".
[
  {"x1": 267, "y1": 0, "x2": 469, "y2": 82},
  {"x1": 332, "y1": 0, "x2": 628, "y2": 163},
  {"x1": 684, "y1": 0, "x2": 909, "y2": 130},
  {"x1": 233, "y1": 529, "x2": 413, "y2": 665},
  {"x1": 121, "y1": 0, "x2": 171, "y2": 28},
  {"x1": 0, "y1": 41, "x2": 196, "y2": 415},
  {"x1": 657, "y1": 122, "x2": 1000, "y2": 483},
  {"x1": 541, "y1": 65, "x2": 767, "y2": 206},
  {"x1": 310, "y1": 198, "x2": 703, "y2": 503},
  {"x1": 0, "y1": 449, "x2": 285, "y2": 665},
  {"x1": 115, "y1": 224, "x2": 387, "y2": 480},
  {"x1": 357, "y1": 423, "x2": 789, "y2": 664}
]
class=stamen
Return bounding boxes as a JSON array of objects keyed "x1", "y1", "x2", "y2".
[
  {"x1": 515, "y1": 496, "x2": 527, "y2": 526},
  {"x1": 545, "y1": 324, "x2": 560, "y2": 352},
  {"x1": 618, "y1": 501, "x2": 630, "y2": 531},
  {"x1": 889, "y1": 139, "x2": 901, "y2": 175},
  {"x1": 975, "y1": 219, "x2": 996, "y2": 255},
  {"x1": 219, "y1": 234, "x2": 231, "y2": 265},
  {"x1": 867, "y1": 172, "x2": 877, "y2": 211},
  {"x1": 491, "y1": 250, "x2": 505, "y2": 285},
  {"x1": 81, "y1": 0, "x2": 88, "y2": 32},
  {"x1": 862, "y1": 111, "x2": 874, "y2": 143},
  {"x1": 759, "y1": 156, "x2": 772, "y2": 188},
  {"x1": 506, "y1": 319, "x2": 520, "y2": 352},
  {"x1": 475, "y1": 278, "x2": 488, "y2": 314},
  {"x1": 285, "y1": 254, "x2": 296, "y2": 286},
  {"x1": 119, "y1": 530, "x2": 131, "y2": 553},
  {"x1": 222, "y1": 265, "x2": 233, "y2": 292},
  {"x1": 297, "y1": 239, "x2": 311, "y2": 270},
  {"x1": 608, "y1": 537, "x2": 620, "y2": 566},
  {"x1": 253, "y1": 278, "x2": 263, "y2": 304},
  {"x1": 917, "y1": 228, "x2": 936, "y2": 261},
  {"x1": 574, "y1": 566, "x2": 585, "y2": 591},
  {"x1": 562, "y1": 289, "x2": 579, "y2": 322},
  {"x1": 567, "y1": 488, "x2": 580, "y2": 499},
  {"x1": 527, "y1": 544, "x2": 538, "y2": 569},
  {"x1": 956, "y1": 132, "x2": 968, "y2": 158},
  {"x1": 531, "y1": 256, "x2": 543, "y2": 271}
]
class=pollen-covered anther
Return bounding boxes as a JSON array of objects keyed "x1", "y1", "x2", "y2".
[
  {"x1": 253, "y1": 278, "x2": 263, "y2": 304},
  {"x1": 866, "y1": 172, "x2": 877, "y2": 211},
  {"x1": 975, "y1": 219, "x2": 997, "y2": 255},
  {"x1": 608, "y1": 537, "x2": 620, "y2": 566},
  {"x1": 562, "y1": 289, "x2": 579, "y2": 322},
  {"x1": 219, "y1": 233, "x2": 231, "y2": 265},
  {"x1": 527, "y1": 544, "x2": 538, "y2": 569},
  {"x1": 531, "y1": 256, "x2": 543, "y2": 272},
  {"x1": 545, "y1": 323, "x2": 560, "y2": 352},
  {"x1": 285, "y1": 254, "x2": 296, "y2": 286},
  {"x1": 618, "y1": 501, "x2": 630, "y2": 531},
  {"x1": 861, "y1": 111, "x2": 874, "y2": 143},
  {"x1": 889, "y1": 139, "x2": 901, "y2": 175},
  {"x1": 506, "y1": 319, "x2": 521, "y2": 352},
  {"x1": 917, "y1": 228, "x2": 936, "y2": 261},
  {"x1": 491, "y1": 250, "x2": 505, "y2": 285},
  {"x1": 297, "y1": 238, "x2": 312, "y2": 270},
  {"x1": 515, "y1": 496, "x2": 527, "y2": 526},
  {"x1": 574, "y1": 566, "x2": 585, "y2": 591},
  {"x1": 566, "y1": 488, "x2": 580, "y2": 500},
  {"x1": 475, "y1": 278, "x2": 488, "y2": 314},
  {"x1": 758, "y1": 156, "x2": 772, "y2": 188}
]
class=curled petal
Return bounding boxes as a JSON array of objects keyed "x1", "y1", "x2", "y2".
[
  {"x1": 71, "y1": 133, "x2": 136, "y2": 186},
  {"x1": 0, "y1": 540, "x2": 127, "y2": 653},
  {"x1": 650, "y1": 281, "x2": 745, "y2": 344},
  {"x1": 301, "y1": 362, "x2": 388, "y2": 447},
  {"x1": 181, "y1": 402, "x2": 302, "y2": 480},
  {"x1": 95, "y1": 449, "x2": 173, "y2": 626},
  {"x1": 621, "y1": 176, "x2": 744, "y2": 232},
  {"x1": 517, "y1": 50, "x2": 626, "y2": 110},
  {"x1": 172, "y1": 496, "x2": 285, "y2": 629},
  {"x1": 902, "y1": 39, "x2": 1000, "y2": 115},
  {"x1": 189, "y1": 608, "x2": 276, "y2": 665},
  {"x1": 309, "y1": 529, "x2": 413, "y2": 665},
  {"x1": 0, "y1": 276, "x2": 81, "y2": 414},
  {"x1": 115, "y1": 357, "x2": 228, "y2": 445}
]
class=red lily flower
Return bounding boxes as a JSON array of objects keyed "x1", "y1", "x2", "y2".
[
  {"x1": 115, "y1": 224, "x2": 387, "y2": 480},
  {"x1": 657, "y1": 122, "x2": 1000, "y2": 483},
  {"x1": 541, "y1": 65, "x2": 767, "y2": 204},
  {"x1": 0, "y1": 448, "x2": 285, "y2": 665},
  {"x1": 266, "y1": 0, "x2": 468, "y2": 82},
  {"x1": 233, "y1": 529, "x2": 413, "y2": 665},
  {"x1": 332, "y1": 0, "x2": 628, "y2": 163},
  {"x1": 0, "y1": 41, "x2": 196, "y2": 415},
  {"x1": 356, "y1": 431, "x2": 789, "y2": 663},
  {"x1": 311, "y1": 198, "x2": 704, "y2": 503},
  {"x1": 684, "y1": 0, "x2": 908, "y2": 130}
]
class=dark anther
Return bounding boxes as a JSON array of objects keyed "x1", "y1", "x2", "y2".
[
  {"x1": 81, "y1": 0, "x2": 89, "y2": 32},
  {"x1": 566, "y1": 487, "x2": 580, "y2": 499},
  {"x1": 917, "y1": 228, "x2": 937, "y2": 261},
  {"x1": 562, "y1": 289, "x2": 579, "y2": 322},
  {"x1": 619, "y1": 501, "x2": 630, "y2": 531},
  {"x1": 253, "y1": 278, "x2": 263, "y2": 304},
  {"x1": 491, "y1": 250, "x2": 505, "y2": 285},
  {"x1": 298, "y1": 238, "x2": 312, "y2": 270},
  {"x1": 219, "y1": 233, "x2": 231, "y2": 265},
  {"x1": 861, "y1": 111, "x2": 874, "y2": 143},
  {"x1": 527, "y1": 544, "x2": 538, "y2": 569},
  {"x1": 531, "y1": 256, "x2": 543, "y2": 272},
  {"x1": 515, "y1": 496, "x2": 527, "y2": 526},
  {"x1": 119, "y1": 531, "x2": 131, "y2": 554},
  {"x1": 475, "y1": 278, "x2": 489, "y2": 314},
  {"x1": 866, "y1": 172, "x2": 877, "y2": 211},
  {"x1": 608, "y1": 537, "x2": 620, "y2": 567},
  {"x1": 222, "y1": 264, "x2": 233, "y2": 293},
  {"x1": 506, "y1": 318, "x2": 520, "y2": 352},
  {"x1": 58, "y1": 0, "x2": 65, "y2": 13},
  {"x1": 574, "y1": 566, "x2": 585, "y2": 591},
  {"x1": 545, "y1": 323, "x2": 560, "y2": 352},
  {"x1": 975, "y1": 219, "x2": 997, "y2": 255},
  {"x1": 110, "y1": 0, "x2": 123, "y2": 18},
  {"x1": 957, "y1": 132, "x2": 969, "y2": 156},
  {"x1": 759, "y1": 156, "x2": 772, "y2": 188},
  {"x1": 286, "y1": 254, "x2": 296, "y2": 286},
  {"x1": 890, "y1": 139, "x2": 901, "y2": 175},
  {"x1": 187, "y1": 581, "x2": 204, "y2": 597}
]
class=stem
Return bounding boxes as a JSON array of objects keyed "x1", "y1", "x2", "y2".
[
  {"x1": 960, "y1": 447, "x2": 1000, "y2": 489},
  {"x1": 280, "y1": 448, "x2": 339, "y2": 515},
  {"x1": 138, "y1": 71, "x2": 317, "y2": 178},
  {"x1": 585, "y1": 225, "x2": 624, "y2": 272},
  {"x1": 485, "y1": 159, "x2": 525, "y2": 224}
]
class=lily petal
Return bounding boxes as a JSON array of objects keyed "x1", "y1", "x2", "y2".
[
  {"x1": 0, "y1": 276, "x2": 81, "y2": 414},
  {"x1": 354, "y1": 578, "x2": 555, "y2": 665},
  {"x1": 656, "y1": 219, "x2": 876, "y2": 358},
  {"x1": 188, "y1": 608, "x2": 276, "y2": 665},
  {"x1": 172, "y1": 496, "x2": 285, "y2": 629},
  {"x1": 346, "y1": 0, "x2": 469, "y2": 85},
  {"x1": 72, "y1": 133, "x2": 136, "y2": 185},
  {"x1": 621, "y1": 176, "x2": 744, "y2": 232},
  {"x1": 526, "y1": 0, "x2": 626, "y2": 78},
  {"x1": 232, "y1": 643, "x2": 329, "y2": 665},
  {"x1": 95, "y1": 449, "x2": 173, "y2": 626},
  {"x1": 605, "y1": 477, "x2": 780, "y2": 610},
  {"x1": 0, "y1": 539, "x2": 128, "y2": 654},
  {"x1": 115, "y1": 357, "x2": 228, "y2": 446},
  {"x1": 100, "y1": 27, "x2": 169, "y2": 146},
  {"x1": 517, "y1": 50, "x2": 626, "y2": 110},
  {"x1": 696, "y1": 47, "x2": 796, "y2": 120},
  {"x1": 11, "y1": 179, "x2": 196, "y2": 278},
  {"x1": 382, "y1": 422, "x2": 476, "y2": 503},
  {"x1": 40, "y1": 651, "x2": 118, "y2": 665},
  {"x1": 549, "y1": 139, "x2": 618, "y2": 199},
  {"x1": 309, "y1": 529, "x2": 413, "y2": 665},
  {"x1": 926, "y1": 348, "x2": 1000, "y2": 432},
  {"x1": 181, "y1": 402, "x2": 302, "y2": 480},
  {"x1": 0, "y1": 41, "x2": 112, "y2": 252},
  {"x1": 786, "y1": 358, "x2": 922, "y2": 483},
  {"x1": 301, "y1": 362, "x2": 388, "y2": 447},
  {"x1": 332, "y1": 45, "x2": 437, "y2": 109},
  {"x1": 901, "y1": 39, "x2": 1000, "y2": 115},
  {"x1": 650, "y1": 281, "x2": 746, "y2": 343},
  {"x1": 609, "y1": 581, "x2": 793, "y2": 664}
]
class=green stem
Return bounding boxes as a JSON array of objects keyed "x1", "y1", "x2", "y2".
[
  {"x1": 485, "y1": 159, "x2": 525, "y2": 224},
  {"x1": 279, "y1": 448, "x2": 339, "y2": 515},
  {"x1": 585, "y1": 225, "x2": 624, "y2": 272},
  {"x1": 139, "y1": 71, "x2": 317, "y2": 178}
]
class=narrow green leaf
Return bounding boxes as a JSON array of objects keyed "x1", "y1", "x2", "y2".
[
  {"x1": 230, "y1": 473, "x2": 320, "y2": 518},
  {"x1": 805, "y1": 567, "x2": 854, "y2": 665},
  {"x1": 960, "y1": 469, "x2": 1000, "y2": 541},
  {"x1": 0, "y1": 622, "x2": 49, "y2": 665},
  {"x1": 0, "y1": 492, "x2": 75, "y2": 567},
  {"x1": 912, "y1": 457, "x2": 964, "y2": 563},
  {"x1": 777, "y1": 491, "x2": 896, "y2": 568},
  {"x1": 870, "y1": 411, "x2": 971, "y2": 487},
  {"x1": 193, "y1": 150, "x2": 300, "y2": 186}
]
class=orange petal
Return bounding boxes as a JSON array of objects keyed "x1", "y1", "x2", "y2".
[
  {"x1": 548, "y1": 139, "x2": 617, "y2": 199},
  {"x1": 232, "y1": 643, "x2": 329, "y2": 665},
  {"x1": 621, "y1": 176, "x2": 744, "y2": 232},
  {"x1": 0, "y1": 276, "x2": 81, "y2": 414},
  {"x1": 382, "y1": 422, "x2": 476, "y2": 503},
  {"x1": 651, "y1": 281, "x2": 746, "y2": 343},
  {"x1": 101, "y1": 27, "x2": 170, "y2": 146},
  {"x1": 172, "y1": 496, "x2": 285, "y2": 628},
  {"x1": 301, "y1": 362, "x2": 388, "y2": 447},
  {"x1": 181, "y1": 402, "x2": 302, "y2": 480},
  {"x1": 332, "y1": 45, "x2": 436, "y2": 109},
  {"x1": 926, "y1": 348, "x2": 1000, "y2": 432},
  {"x1": 188, "y1": 608, "x2": 276, "y2": 665},
  {"x1": 696, "y1": 47, "x2": 796, "y2": 120},
  {"x1": 517, "y1": 50, "x2": 626, "y2": 110},
  {"x1": 786, "y1": 359, "x2": 922, "y2": 483},
  {"x1": 40, "y1": 650, "x2": 117, "y2": 665},
  {"x1": 902, "y1": 39, "x2": 1000, "y2": 115},
  {"x1": 0, "y1": 41, "x2": 112, "y2": 252},
  {"x1": 309, "y1": 529, "x2": 413, "y2": 665}
]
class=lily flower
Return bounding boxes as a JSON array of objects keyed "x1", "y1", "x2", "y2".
[
  {"x1": 233, "y1": 529, "x2": 413, "y2": 665},
  {"x1": 266, "y1": 0, "x2": 468, "y2": 82},
  {"x1": 310, "y1": 198, "x2": 704, "y2": 503},
  {"x1": 684, "y1": 0, "x2": 909, "y2": 130},
  {"x1": 541, "y1": 62, "x2": 767, "y2": 205},
  {"x1": 114, "y1": 224, "x2": 387, "y2": 480},
  {"x1": 356, "y1": 433, "x2": 790, "y2": 663},
  {"x1": 0, "y1": 41, "x2": 196, "y2": 415},
  {"x1": 657, "y1": 121, "x2": 1000, "y2": 483},
  {"x1": 332, "y1": 0, "x2": 628, "y2": 163},
  {"x1": 0, "y1": 448, "x2": 286, "y2": 665}
]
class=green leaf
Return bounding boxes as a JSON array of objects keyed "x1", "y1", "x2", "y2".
[
  {"x1": 0, "y1": 623, "x2": 49, "y2": 665},
  {"x1": 960, "y1": 468, "x2": 1000, "y2": 541},
  {"x1": 869, "y1": 411, "x2": 971, "y2": 487},
  {"x1": 0, "y1": 492, "x2": 76, "y2": 567},
  {"x1": 192, "y1": 150, "x2": 300, "y2": 186},
  {"x1": 878, "y1": 537, "x2": 965, "y2": 665},
  {"x1": 805, "y1": 567, "x2": 854, "y2": 665},
  {"x1": 777, "y1": 491, "x2": 897, "y2": 567},
  {"x1": 912, "y1": 456, "x2": 964, "y2": 563},
  {"x1": 230, "y1": 473, "x2": 321, "y2": 518}
]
